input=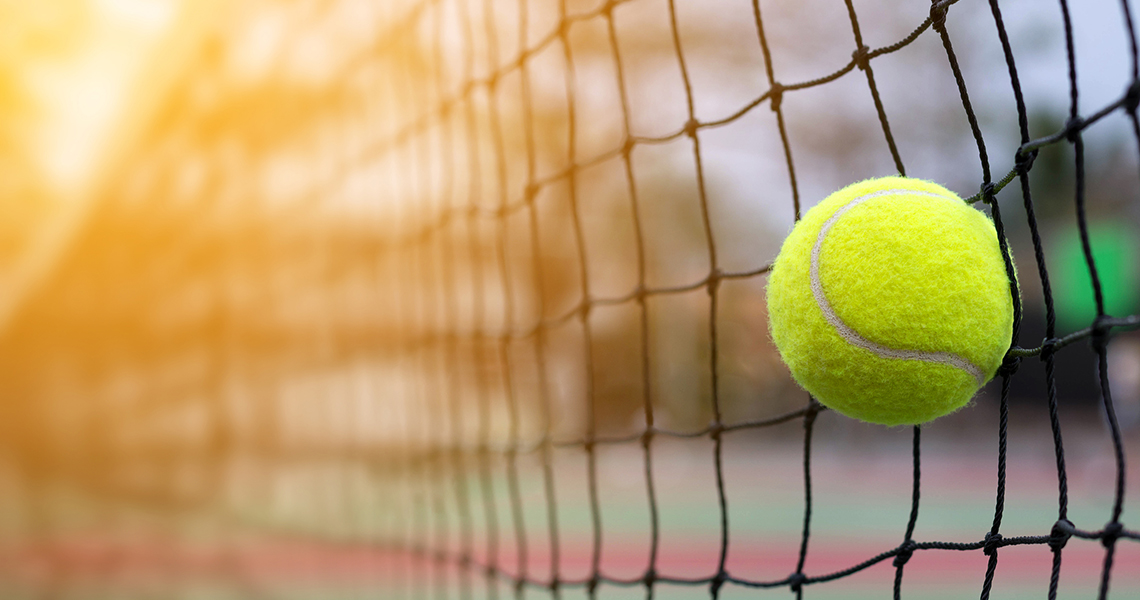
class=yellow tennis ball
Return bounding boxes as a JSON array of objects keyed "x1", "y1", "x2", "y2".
[{"x1": 766, "y1": 176, "x2": 1014, "y2": 426}]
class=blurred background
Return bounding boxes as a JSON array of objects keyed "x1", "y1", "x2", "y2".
[{"x1": 0, "y1": 0, "x2": 1136, "y2": 598}]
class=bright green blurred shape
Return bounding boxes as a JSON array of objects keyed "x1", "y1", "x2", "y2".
[{"x1": 1053, "y1": 222, "x2": 1140, "y2": 330}]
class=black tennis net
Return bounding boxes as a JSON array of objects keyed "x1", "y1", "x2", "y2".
[{"x1": 0, "y1": 0, "x2": 1137, "y2": 599}]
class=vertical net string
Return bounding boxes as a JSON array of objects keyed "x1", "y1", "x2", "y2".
[
  {"x1": 892, "y1": 426, "x2": 922, "y2": 600},
  {"x1": 601, "y1": 3, "x2": 662, "y2": 598},
  {"x1": 556, "y1": 1, "x2": 604, "y2": 595},
  {"x1": 460, "y1": 27, "x2": 503, "y2": 600},
  {"x1": 932, "y1": 2, "x2": 992, "y2": 187},
  {"x1": 1118, "y1": 0, "x2": 1140, "y2": 177},
  {"x1": 791, "y1": 402, "x2": 820, "y2": 600},
  {"x1": 415, "y1": 8, "x2": 451, "y2": 589},
  {"x1": 983, "y1": 2, "x2": 1072, "y2": 598},
  {"x1": 1053, "y1": 0, "x2": 1130, "y2": 598},
  {"x1": 454, "y1": 0, "x2": 505, "y2": 595},
  {"x1": 749, "y1": 0, "x2": 801, "y2": 220},
  {"x1": 841, "y1": 0, "x2": 905, "y2": 175},
  {"x1": 1054, "y1": 0, "x2": 1131, "y2": 595},
  {"x1": 479, "y1": 0, "x2": 531, "y2": 590},
  {"x1": 663, "y1": 0, "x2": 731, "y2": 596},
  {"x1": 516, "y1": 0, "x2": 564, "y2": 591},
  {"x1": 436, "y1": 38, "x2": 476, "y2": 596},
  {"x1": 929, "y1": 6, "x2": 1011, "y2": 598}
]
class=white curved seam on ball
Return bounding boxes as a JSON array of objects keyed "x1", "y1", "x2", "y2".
[{"x1": 809, "y1": 188, "x2": 987, "y2": 387}]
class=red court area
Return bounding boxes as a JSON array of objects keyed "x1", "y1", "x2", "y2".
[
  {"x1": 0, "y1": 531, "x2": 1137, "y2": 593},
  {"x1": 0, "y1": 436, "x2": 1136, "y2": 599}
]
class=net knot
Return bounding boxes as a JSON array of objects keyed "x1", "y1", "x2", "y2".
[
  {"x1": 548, "y1": 578, "x2": 561, "y2": 593},
  {"x1": 1125, "y1": 79, "x2": 1140, "y2": 113},
  {"x1": 642, "y1": 568, "x2": 657, "y2": 587},
  {"x1": 788, "y1": 572, "x2": 806, "y2": 593},
  {"x1": 707, "y1": 269, "x2": 723, "y2": 294},
  {"x1": 1064, "y1": 116, "x2": 1084, "y2": 143},
  {"x1": 998, "y1": 352, "x2": 1020, "y2": 377},
  {"x1": 683, "y1": 118, "x2": 700, "y2": 139},
  {"x1": 769, "y1": 82, "x2": 785, "y2": 112},
  {"x1": 708, "y1": 421, "x2": 725, "y2": 441},
  {"x1": 710, "y1": 571, "x2": 727, "y2": 596},
  {"x1": 929, "y1": 1, "x2": 948, "y2": 33},
  {"x1": 586, "y1": 576, "x2": 599, "y2": 595},
  {"x1": 1014, "y1": 148, "x2": 1038, "y2": 175},
  {"x1": 851, "y1": 45, "x2": 871, "y2": 71},
  {"x1": 1091, "y1": 315, "x2": 1112, "y2": 352},
  {"x1": 892, "y1": 541, "x2": 915, "y2": 567},
  {"x1": 640, "y1": 428, "x2": 655, "y2": 449},
  {"x1": 980, "y1": 181, "x2": 997, "y2": 205},
  {"x1": 1048, "y1": 518, "x2": 1074, "y2": 550},
  {"x1": 803, "y1": 400, "x2": 821, "y2": 426},
  {"x1": 621, "y1": 136, "x2": 636, "y2": 157},
  {"x1": 1040, "y1": 337, "x2": 1059, "y2": 360},
  {"x1": 579, "y1": 300, "x2": 592, "y2": 321},
  {"x1": 983, "y1": 531, "x2": 1002, "y2": 556},
  {"x1": 1101, "y1": 521, "x2": 1124, "y2": 547}
]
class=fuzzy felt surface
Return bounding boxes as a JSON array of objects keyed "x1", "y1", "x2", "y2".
[{"x1": 767, "y1": 176, "x2": 1014, "y2": 426}]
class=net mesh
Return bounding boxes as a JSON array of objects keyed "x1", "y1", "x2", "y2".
[{"x1": 0, "y1": 0, "x2": 1139, "y2": 598}]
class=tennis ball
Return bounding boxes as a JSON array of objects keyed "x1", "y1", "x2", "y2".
[{"x1": 766, "y1": 176, "x2": 1014, "y2": 426}]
